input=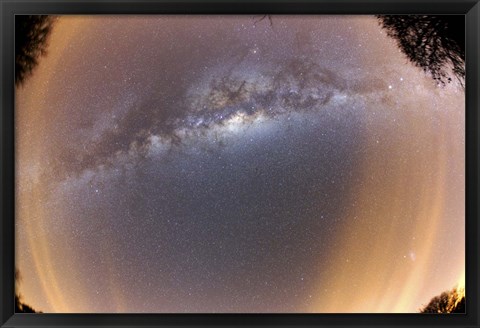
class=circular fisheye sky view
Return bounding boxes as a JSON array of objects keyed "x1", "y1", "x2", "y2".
[{"x1": 15, "y1": 15, "x2": 464, "y2": 313}]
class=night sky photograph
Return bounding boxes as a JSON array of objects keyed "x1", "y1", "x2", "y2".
[{"x1": 14, "y1": 15, "x2": 465, "y2": 313}]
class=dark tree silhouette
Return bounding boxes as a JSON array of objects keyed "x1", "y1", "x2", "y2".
[
  {"x1": 420, "y1": 286, "x2": 465, "y2": 313},
  {"x1": 15, "y1": 15, "x2": 55, "y2": 86},
  {"x1": 376, "y1": 15, "x2": 465, "y2": 87},
  {"x1": 15, "y1": 295, "x2": 40, "y2": 313},
  {"x1": 15, "y1": 269, "x2": 41, "y2": 313}
]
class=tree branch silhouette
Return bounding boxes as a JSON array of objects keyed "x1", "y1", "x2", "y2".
[
  {"x1": 15, "y1": 15, "x2": 55, "y2": 86},
  {"x1": 376, "y1": 15, "x2": 465, "y2": 88}
]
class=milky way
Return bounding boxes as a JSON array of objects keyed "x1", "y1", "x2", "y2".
[{"x1": 15, "y1": 15, "x2": 465, "y2": 313}]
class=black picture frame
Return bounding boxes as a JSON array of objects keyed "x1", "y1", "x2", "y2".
[{"x1": 1, "y1": 0, "x2": 478, "y2": 327}]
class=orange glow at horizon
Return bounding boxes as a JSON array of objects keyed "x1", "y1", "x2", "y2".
[{"x1": 15, "y1": 15, "x2": 465, "y2": 313}]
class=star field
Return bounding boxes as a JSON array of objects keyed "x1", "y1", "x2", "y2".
[{"x1": 15, "y1": 15, "x2": 465, "y2": 313}]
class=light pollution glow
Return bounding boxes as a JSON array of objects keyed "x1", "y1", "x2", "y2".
[{"x1": 15, "y1": 15, "x2": 464, "y2": 313}]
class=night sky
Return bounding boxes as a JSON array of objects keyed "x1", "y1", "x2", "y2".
[{"x1": 15, "y1": 15, "x2": 465, "y2": 313}]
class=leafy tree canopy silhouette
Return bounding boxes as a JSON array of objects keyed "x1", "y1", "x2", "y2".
[
  {"x1": 15, "y1": 15, "x2": 55, "y2": 86},
  {"x1": 376, "y1": 15, "x2": 465, "y2": 88},
  {"x1": 420, "y1": 286, "x2": 465, "y2": 313}
]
